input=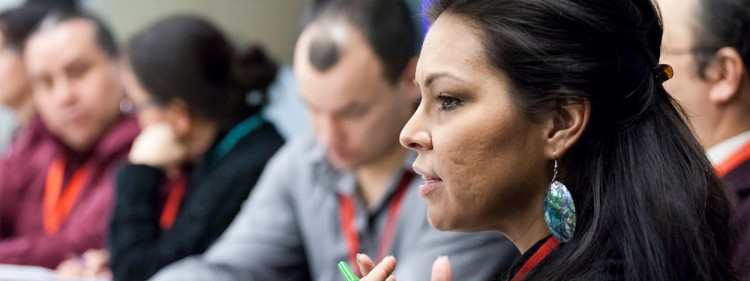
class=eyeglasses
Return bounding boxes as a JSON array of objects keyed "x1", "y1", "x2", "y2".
[
  {"x1": 661, "y1": 46, "x2": 720, "y2": 57},
  {"x1": 119, "y1": 98, "x2": 158, "y2": 114},
  {"x1": 0, "y1": 43, "x2": 22, "y2": 54}
]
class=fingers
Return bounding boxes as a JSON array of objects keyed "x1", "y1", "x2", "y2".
[
  {"x1": 129, "y1": 123, "x2": 188, "y2": 168},
  {"x1": 357, "y1": 253, "x2": 375, "y2": 276},
  {"x1": 360, "y1": 256, "x2": 397, "y2": 281},
  {"x1": 82, "y1": 249, "x2": 111, "y2": 277},
  {"x1": 431, "y1": 256, "x2": 452, "y2": 281},
  {"x1": 56, "y1": 249, "x2": 112, "y2": 280},
  {"x1": 55, "y1": 256, "x2": 84, "y2": 277}
]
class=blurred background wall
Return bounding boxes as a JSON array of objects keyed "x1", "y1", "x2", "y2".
[
  {"x1": 83, "y1": 0, "x2": 311, "y2": 64},
  {"x1": 1, "y1": 0, "x2": 423, "y2": 62}
]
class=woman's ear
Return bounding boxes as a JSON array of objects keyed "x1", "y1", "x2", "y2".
[
  {"x1": 164, "y1": 99, "x2": 192, "y2": 137},
  {"x1": 544, "y1": 100, "x2": 590, "y2": 158}
]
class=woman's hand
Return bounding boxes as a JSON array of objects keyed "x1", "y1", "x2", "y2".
[
  {"x1": 357, "y1": 254, "x2": 453, "y2": 281},
  {"x1": 129, "y1": 123, "x2": 188, "y2": 168},
  {"x1": 358, "y1": 254, "x2": 397, "y2": 281},
  {"x1": 430, "y1": 256, "x2": 452, "y2": 281},
  {"x1": 56, "y1": 249, "x2": 112, "y2": 280}
]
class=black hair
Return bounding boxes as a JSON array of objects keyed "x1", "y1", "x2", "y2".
[
  {"x1": 302, "y1": 0, "x2": 417, "y2": 84},
  {"x1": 0, "y1": 4, "x2": 49, "y2": 53},
  {"x1": 693, "y1": 0, "x2": 750, "y2": 79},
  {"x1": 428, "y1": 0, "x2": 736, "y2": 280},
  {"x1": 35, "y1": 9, "x2": 118, "y2": 58},
  {"x1": 127, "y1": 15, "x2": 277, "y2": 128},
  {"x1": 25, "y1": 0, "x2": 78, "y2": 12}
]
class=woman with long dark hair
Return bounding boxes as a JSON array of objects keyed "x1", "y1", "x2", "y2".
[
  {"x1": 56, "y1": 15, "x2": 284, "y2": 281},
  {"x1": 358, "y1": 0, "x2": 737, "y2": 280}
]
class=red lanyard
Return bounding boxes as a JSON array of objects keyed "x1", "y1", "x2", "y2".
[
  {"x1": 160, "y1": 176, "x2": 187, "y2": 229},
  {"x1": 338, "y1": 171, "x2": 414, "y2": 276},
  {"x1": 714, "y1": 140, "x2": 750, "y2": 178},
  {"x1": 43, "y1": 158, "x2": 91, "y2": 235},
  {"x1": 511, "y1": 236, "x2": 560, "y2": 281}
]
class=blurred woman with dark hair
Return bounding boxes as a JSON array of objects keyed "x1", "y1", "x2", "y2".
[
  {"x1": 56, "y1": 15, "x2": 284, "y2": 281},
  {"x1": 358, "y1": 0, "x2": 737, "y2": 280}
]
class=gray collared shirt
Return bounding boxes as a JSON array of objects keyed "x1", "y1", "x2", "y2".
[{"x1": 151, "y1": 135, "x2": 518, "y2": 281}]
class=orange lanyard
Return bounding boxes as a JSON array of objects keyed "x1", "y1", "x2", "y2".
[
  {"x1": 715, "y1": 140, "x2": 750, "y2": 178},
  {"x1": 43, "y1": 158, "x2": 91, "y2": 235},
  {"x1": 159, "y1": 176, "x2": 187, "y2": 229},
  {"x1": 511, "y1": 236, "x2": 560, "y2": 281},
  {"x1": 338, "y1": 171, "x2": 414, "y2": 276}
]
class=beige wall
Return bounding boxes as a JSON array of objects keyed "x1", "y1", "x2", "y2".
[{"x1": 83, "y1": 0, "x2": 311, "y2": 64}]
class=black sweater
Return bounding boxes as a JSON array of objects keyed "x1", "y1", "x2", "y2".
[
  {"x1": 109, "y1": 122, "x2": 284, "y2": 281},
  {"x1": 504, "y1": 236, "x2": 624, "y2": 281}
]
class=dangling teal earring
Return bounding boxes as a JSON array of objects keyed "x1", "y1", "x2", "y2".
[{"x1": 543, "y1": 152, "x2": 576, "y2": 243}]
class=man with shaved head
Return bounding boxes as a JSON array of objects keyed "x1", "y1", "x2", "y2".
[{"x1": 152, "y1": 0, "x2": 517, "y2": 280}]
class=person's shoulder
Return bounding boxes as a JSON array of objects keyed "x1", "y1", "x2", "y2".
[
  {"x1": 724, "y1": 159, "x2": 750, "y2": 204},
  {"x1": 3, "y1": 117, "x2": 54, "y2": 162},
  {"x1": 250, "y1": 132, "x2": 323, "y2": 182},
  {"x1": 95, "y1": 114, "x2": 140, "y2": 157},
  {"x1": 105, "y1": 114, "x2": 140, "y2": 140},
  {"x1": 230, "y1": 121, "x2": 286, "y2": 160},
  {"x1": 0, "y1": 118, "x2": 58, "y2": 188},
  {"x1": 257, "y1": 121, "x2": 285, "y2": 145}
]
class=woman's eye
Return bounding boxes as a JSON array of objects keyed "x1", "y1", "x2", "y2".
[{"x1": 437, "y1": 94, "x2": 463, "y2": 111}]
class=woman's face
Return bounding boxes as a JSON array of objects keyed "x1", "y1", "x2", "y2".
[{"x1": 400, "y1": 13, "x2": 551, "y2": 233}]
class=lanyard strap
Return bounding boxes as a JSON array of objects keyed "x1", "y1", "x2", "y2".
[
  {"x1": 158, "y1": 115, "x2": 263, "y2": 230},
  {"x1": 511, "y1": 236, "x2": 560, "y2": 281},
  {"x1": 159, "y1": 175, "x2": 187, "y2": 229},
  {"x1": 43, "y1": 158, "x2": 91, "y2": 235},
  {"x1": 207, "y1": 114, "x2": 265, "y2": 166},
  {"x1": 715, "y1": 140, "x2": 750, "y2": 178},
  {"x1": 338, "y1": 171, "x2": 415, "y2": 276}
]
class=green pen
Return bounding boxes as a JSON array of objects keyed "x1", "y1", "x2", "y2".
[{"x1": 338, "y1": 260, "x2": 361, "y2": 281}]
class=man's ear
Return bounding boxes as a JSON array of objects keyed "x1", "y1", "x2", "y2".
[
  {"x1": 708, "y1": 47, "x2": 745, "y2": 104},
  {"x1": 544, "y1": 100, "x2": 590, "y2": 159},
  {"x1": 164, "y1": 99, "x2": 192, "y2": 137}
]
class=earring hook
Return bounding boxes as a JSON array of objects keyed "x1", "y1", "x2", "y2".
[{"x1": 552, "y1": 151, "x2": 558, "y2": 183}]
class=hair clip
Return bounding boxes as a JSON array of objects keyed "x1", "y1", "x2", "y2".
[{"x1": 656, "y1": 64, "x2": 673, "y2": 83}]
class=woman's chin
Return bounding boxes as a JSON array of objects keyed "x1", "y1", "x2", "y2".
[
  {"x1": 427, "y1": 207, "x2": 492, "y2": 233},
  {"x1": 427, "y1": 208, "x2": 459, "y2": 231}
]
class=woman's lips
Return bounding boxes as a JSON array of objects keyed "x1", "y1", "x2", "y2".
[
  {"x1": 413, "y1": 165, "x2": 442, "y2": 197},
  {"x1": 418, "y1": 176, "x2": 442, "y2": 197}
]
